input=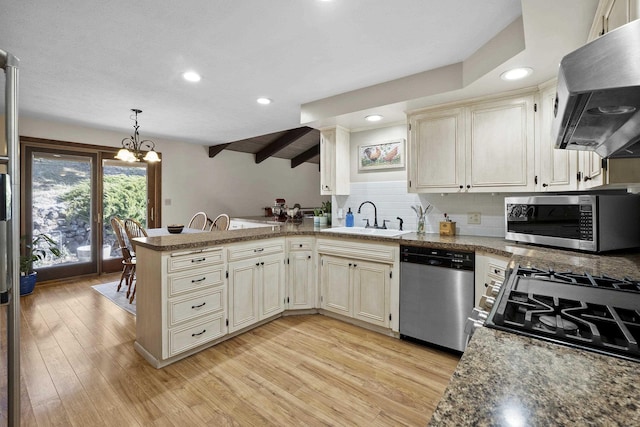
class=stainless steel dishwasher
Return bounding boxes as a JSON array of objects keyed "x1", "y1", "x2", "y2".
[{"x1": 399, "y1": 245, "x2": 474, "y2": 352}]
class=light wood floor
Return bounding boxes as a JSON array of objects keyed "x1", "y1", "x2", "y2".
[{"x1": 1, "y1": 274, "x2": 459, "y2": 426}]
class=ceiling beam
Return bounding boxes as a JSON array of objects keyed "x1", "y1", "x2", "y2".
[
  {"x1": 291, "y1": 143, "x2": 320, "y2": 168},
  {"x1": 255, "y1": 127, "x2": 314, "y2": 164},
  {"x1": 208, "y1": 143, "x2": 230, "y2": 158}
]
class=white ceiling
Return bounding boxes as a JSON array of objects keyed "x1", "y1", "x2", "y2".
[{"x1": 1, "y1": 0, "x2": 597, "y2": 148}]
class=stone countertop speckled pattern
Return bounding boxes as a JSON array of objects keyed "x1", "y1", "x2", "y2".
[
  {"x1": 134, "y1": 218, "x2": 640, "y2": 279},
  {"x1": 429, "y1": 327, "x2": 640, "y2": 426}
]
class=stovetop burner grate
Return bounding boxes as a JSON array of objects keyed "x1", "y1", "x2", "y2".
[{"x1": 486, "y1": 265, "x2": 640, "y2": 362}]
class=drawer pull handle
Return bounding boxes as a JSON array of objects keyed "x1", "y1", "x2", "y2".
[
  {"x1": 191, "y1": 302, "x2": 206, "y2": 309},
  {"x1": 254, "y1": 248, "x2": 264, "y2": 252},
  {"x1": 192, "y1": 257, "x2": 206, "y2": 263},
  {"x1": 299, "y1": 244, "x2": 303, "y2": 248},
  {"x1": 191, "y1": 277, "x2": 206, "y2": 283},
  {"x1": 191, "y1": 329, "x2": 207, "y2": 337}
]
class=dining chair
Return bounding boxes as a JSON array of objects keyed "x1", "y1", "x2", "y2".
[
  {"x1": 110, "y1": 217, "x2": 136, "y2": 299},
  {"x1": 188, "y1": 211, "x2": 209, "y2": 230},
  {"x1": 123, "y1": 218, "x2": 148, "y2": 303},
  {"x1": 209, "y1": 213, "x2": 230, "y2": 231}
]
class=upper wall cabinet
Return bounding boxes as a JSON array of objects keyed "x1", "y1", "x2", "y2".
[
  {"x1": 407, "y1": 108, "x2": 465, "y2": 192},
  {"x1": 589, "y1": 0, "x2": 640, "y2": 40},
  {"x1": 537, "y1": 81, "x2": 579, "y2": 192},
  {"x1": 320, "y1": 126, "x2": 350, "y2": 195},
  {"x1": 408, "y1": 93, "x2": 536, "y2": 193}
]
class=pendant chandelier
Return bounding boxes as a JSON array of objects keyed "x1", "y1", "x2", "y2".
[{"x1": 115, "y1": 109, "x2": 161, "y2": 163}]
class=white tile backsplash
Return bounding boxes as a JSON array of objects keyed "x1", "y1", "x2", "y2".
[{"x1": 332, "y1": 181, "x2": 507, "y2": 237}]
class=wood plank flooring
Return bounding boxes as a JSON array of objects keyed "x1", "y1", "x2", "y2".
[{"x1": 1, "y1": 274, "x2": 459, "y2": 426}]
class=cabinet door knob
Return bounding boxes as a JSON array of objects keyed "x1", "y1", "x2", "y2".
[
  {"x1": 353, "y1": 264, "x2": 357, "y2": 268},
  {"x1": 256, "y1": 262, "x2": 260, "y2": 267},
  {"x1": 459, "y1": 185, "x2": 463, "y2": 189},
  {"x1": 542, "y1": 183, "x2": 548, "y2": 187},
  {"x1": 466, "y1": 185, "x2": 471, "y2": 189},
  {"x1": 307, "y1": 255, "x2": 311, "y2": 259}
]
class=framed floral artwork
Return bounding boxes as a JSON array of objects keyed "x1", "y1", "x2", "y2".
[{"x1": 358, "y1": 138, "x2": 405, "y2": 171}]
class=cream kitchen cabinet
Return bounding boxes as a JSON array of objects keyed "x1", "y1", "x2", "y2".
[
  {"x1": 286, "y1": 238, "x2": 315, "y2": 310},
  {"x1": 408, "y1": 92, "x2": 536, "y2": 193},
  {"x1": 227, "y1": 239, "x2": 285, "y2": 333},
  {"x1": 537, "y1": 81, "x2": 579, "y2": 192},
  {"x1": 589, "y1": 0, "x2": 640, "y2": 39},
  {"x1": 320, "y1": 126, "x2": 350, "y2": 195},
  {"x1": 320, "y1": 255, "x2": 390, "y2": 328},
  {"x1": 474, "y1": 252, "x2": 509, "y2": 310},
  {"x1": 134, "y1": 245, "x2": 227, "y2": 367},
  {"x1": 408, "y1": 107, "x2": 465, "y2": 192},
  {"x1": 317, "y1": 238, "x2": 398, "y2": 329}
]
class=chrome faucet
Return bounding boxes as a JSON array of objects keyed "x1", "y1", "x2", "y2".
[{"x1": 358, "y1": 201, "x2": 381, "y2": 228}]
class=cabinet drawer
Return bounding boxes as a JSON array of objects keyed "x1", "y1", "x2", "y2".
[
  {"x1": 227, "y1": 239, "x2": 284, "y2": 262},
  {"x1": 168, "y1": 314, "x2": 226, "y2": 357},
  {"x1": 317, "y1": 238, "x2": 396, "y2": 264},
  {"x1": 168, "y1": 287, "x2": 225, "y2": 327},
  {"x1": 287, "y1": 239, "x2": 314, "y2": 251},
  {"x1": 168, "y1": 266, "x2": 224, "y2": 297},
  {"x1": 487, "y1": 262, "x2": 507, "y2": 279},
  {"x1": 168, "y1": 247, "x2": 223, "y2": 273}
]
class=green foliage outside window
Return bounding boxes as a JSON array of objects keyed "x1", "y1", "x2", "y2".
[{"x1": 60, "y1": 175, "x2": 147, "y2": 226}]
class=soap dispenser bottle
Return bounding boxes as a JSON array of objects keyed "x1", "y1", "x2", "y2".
[{"x1": 345, "y1": 208, "x2": 354, "y2": 227}]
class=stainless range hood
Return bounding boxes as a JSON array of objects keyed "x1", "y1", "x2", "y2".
[{"x1": 553, "y1": 19, "x2": 640, "y2": 158}]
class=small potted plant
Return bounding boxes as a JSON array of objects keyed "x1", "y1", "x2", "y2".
[
  {"x1": 322, "y1": 200, "x2": 332, "y2": 226},
  {"x1": 313, "y1": 207, "x2": 324, "y2": 226},
  {"x1": 20, "y1": 233, "x2": 61, "y2": 295}
]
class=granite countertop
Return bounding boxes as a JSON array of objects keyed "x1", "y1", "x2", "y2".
[
  {"x1": 429, "y1": 327, "x2": 640, "y2": 426},
  {"x1": 134, "y1": 218, "x2": 640, "y2": 279}
]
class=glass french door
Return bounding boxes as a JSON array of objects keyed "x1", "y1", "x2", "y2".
[
  {"x1": 101, "y1": 159, "x2": 149, "y2": 273},
  {"x1": 22, "y1": 139, "x2": 161, "y2": 281},
  {"x1": 24, "y1": 148, "x2": 99, "y2": 280}
]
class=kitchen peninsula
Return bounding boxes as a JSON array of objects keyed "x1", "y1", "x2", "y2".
[{"x1": 132, "y1": 219, "x2": 640, "y2": 424}]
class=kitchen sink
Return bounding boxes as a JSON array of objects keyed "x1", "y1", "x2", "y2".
[{"x1": 320, "y1": 226, "x2": 411, "y2": 237}]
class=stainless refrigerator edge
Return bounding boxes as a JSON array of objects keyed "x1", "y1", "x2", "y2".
[{"x1": 1, "y1": 48, "x2": 21, "y2": 427}]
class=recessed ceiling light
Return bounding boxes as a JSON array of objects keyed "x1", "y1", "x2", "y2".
[
  {"x1": 182, "y1": 71, "x2": 201, "y2": 82},
  {"x1": 257, "y1": 97, "x2": 272, "y2": 105},
  {"x1": 500, "y1": 67, "x2": 533, "y2": 81},
  {"x1": 365, "y1": 114, "x2": 383, "y2": 122}
]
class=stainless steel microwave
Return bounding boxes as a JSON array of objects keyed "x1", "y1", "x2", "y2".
[{"x1": 505, "y1": 195, "x2": 640, "y2": 252}]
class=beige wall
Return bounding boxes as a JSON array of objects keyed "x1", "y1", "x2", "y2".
[{"x1": 17, "y1": 116, "x2": 326, "y2": 226}]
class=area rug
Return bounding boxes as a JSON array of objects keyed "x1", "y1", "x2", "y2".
[{"x1": 91, "y1": 281, "x2": 136, "y2": 315}]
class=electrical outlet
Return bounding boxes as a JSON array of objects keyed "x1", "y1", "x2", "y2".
[{"x1": 467, "y1": 212, "x2": 481, "y2": 224}]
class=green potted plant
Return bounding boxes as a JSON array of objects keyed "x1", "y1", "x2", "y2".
[
  {"x1": 322, "y1": 200, "x2": 332, "y2": 225},
  {"x1": 20, "y1": 233, "x2": 61, "y2": 295},
  {"x1": 313, "y1": 207, "x2": 325, "y2": 226}
]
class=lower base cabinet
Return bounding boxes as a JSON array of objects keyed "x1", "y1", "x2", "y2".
[
  {"x1": 227, "y1": 239, "x2": 286, "y2": 333},
  {"x1": 318, "y1": 238, "x2": 397, "y2": 329},
  {"x1": 287, "y1": 248, "x2": 316, "y2": 310},
  {"x1": 320, "y1": 255, "x2": 390, "y2": 328},
  {"x1": 135, "y1": 236, "x2": 399, "y2": 368}
]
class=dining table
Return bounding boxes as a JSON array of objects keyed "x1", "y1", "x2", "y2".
[{"x1": 145, "y1": 227, "x2": 210, "y2": 237}]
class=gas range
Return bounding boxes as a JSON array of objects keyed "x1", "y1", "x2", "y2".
[{"x1": 483, "y1": 266, "x2": 640, "y2": 363}]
